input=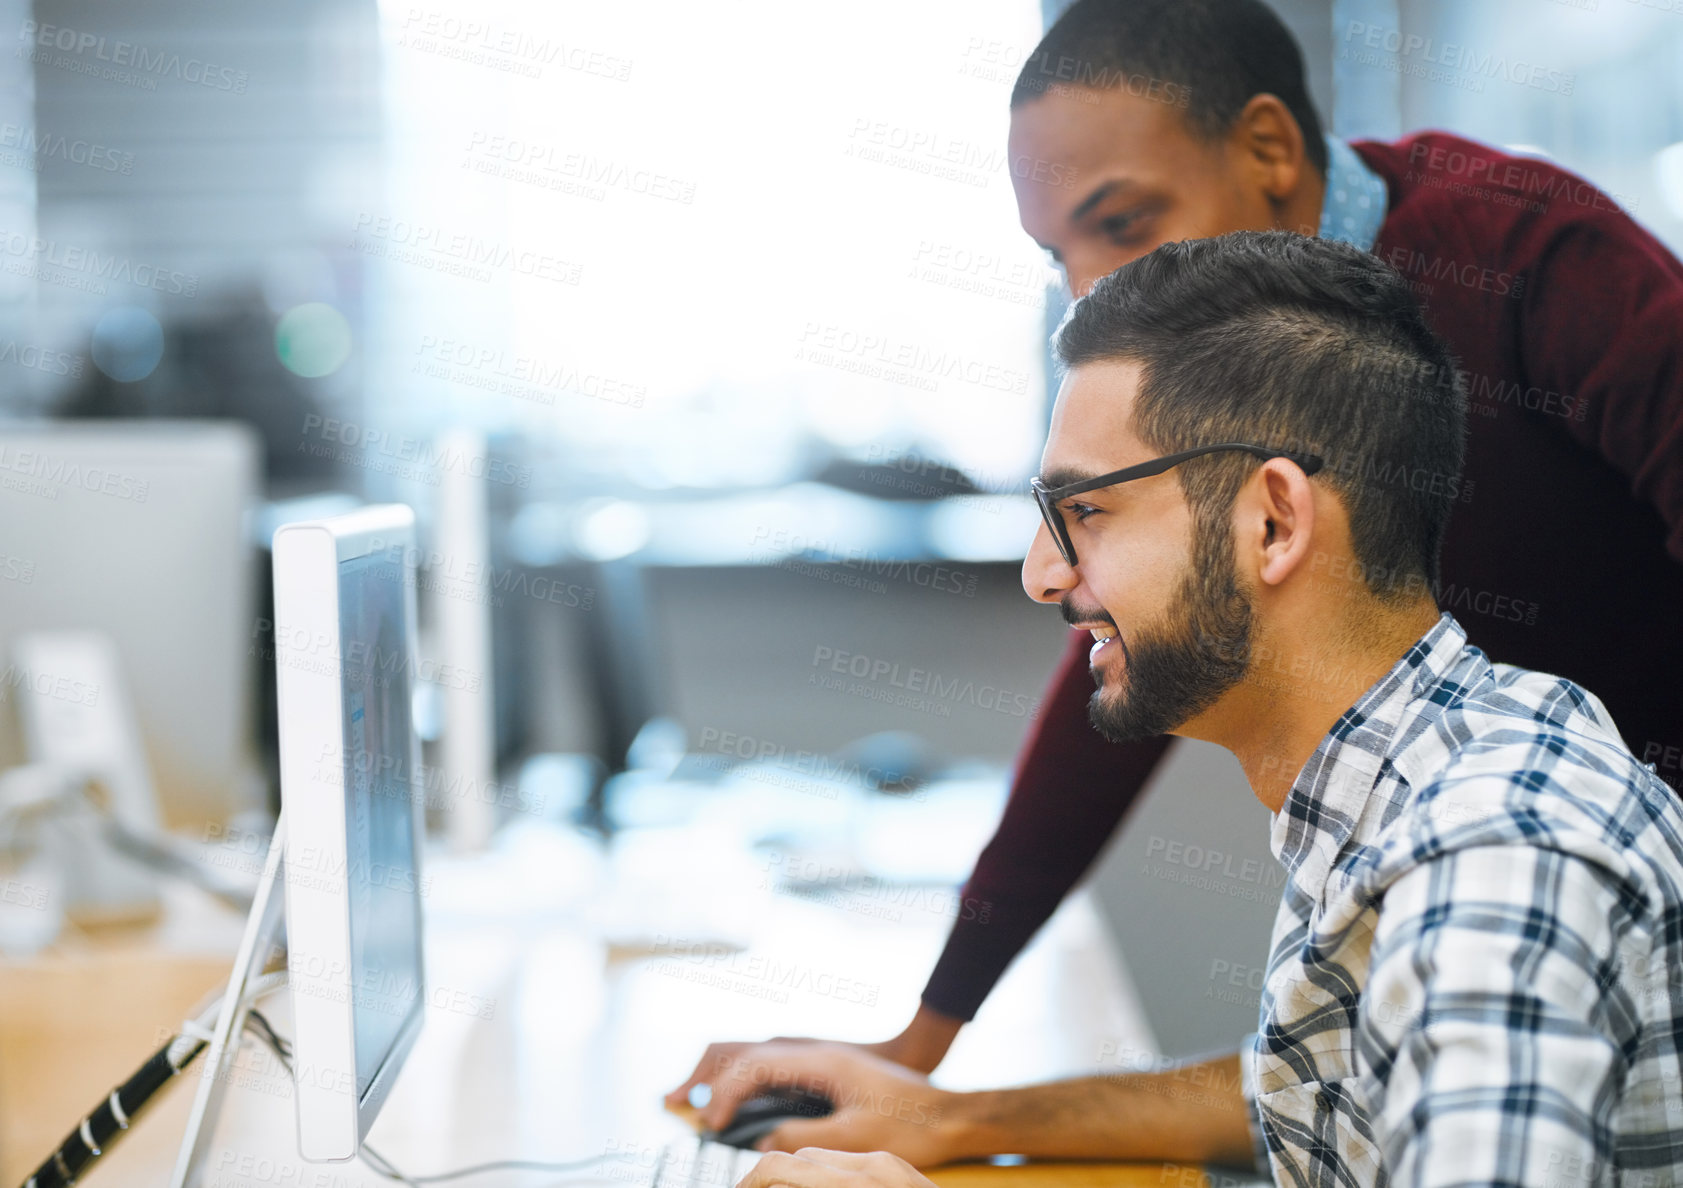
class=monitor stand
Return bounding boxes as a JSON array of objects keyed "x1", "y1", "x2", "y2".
[{"x1": 170, "y1": 812, "x2": 288, "y2": 1188}]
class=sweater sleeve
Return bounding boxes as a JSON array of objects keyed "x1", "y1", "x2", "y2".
[
  {"x1": 920, "y1": 627, "x2": 1174, "y2": 1021},
  {"x1": 1520, "y1": 204, "x2": 1683, "y2": 564}
]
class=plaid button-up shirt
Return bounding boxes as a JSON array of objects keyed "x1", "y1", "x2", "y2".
[{"x1": 1244, "y1": 613, "x2": 1683, "y2": 1186}]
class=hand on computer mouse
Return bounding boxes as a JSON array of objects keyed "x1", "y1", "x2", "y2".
[
  {"x1": 665, "y1": 1012, "x2": 956, "y2": 1117},
  {"x1": 707, "y1": 1086, "x2": 835, "y2": 1149},
  {"x1": 686, "y1": 1041, "x2": 960, "y2": 1167}
]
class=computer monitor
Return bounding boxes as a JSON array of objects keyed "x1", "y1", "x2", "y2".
[
  {"x1": 0, "y1": 420, "x2": 262, "y2": 829},
  {"x1": 273, "y1": 504, "x2": 426, "y2": 1160},
  {"x1": 170, "y1": 503, "x2": 426, "y2": 1183}
]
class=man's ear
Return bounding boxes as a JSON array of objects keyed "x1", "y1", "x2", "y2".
[
  {"x1": 1249, "y1": 457, "x2": 1316, "y2": 589},
  {"x1": 1232, "y1": 94, "x2": 1307, "y2": 203}
]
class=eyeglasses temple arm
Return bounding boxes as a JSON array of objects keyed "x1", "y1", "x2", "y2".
[{"x1": 1035, "y1": 444, "x2": 1324, "y2": 500}]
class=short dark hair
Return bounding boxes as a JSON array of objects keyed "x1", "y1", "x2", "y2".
[
  {"x1": 1054, "y1": 231, "x2": 1467, "y2": 601},
  {"x1": 1011, "y1": 0, "x2": 1329, "y2": 177}
]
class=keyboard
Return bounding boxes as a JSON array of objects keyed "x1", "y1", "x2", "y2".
[{"x1": 647, "y1": 1136, "x2": 763, "y2": 1188}]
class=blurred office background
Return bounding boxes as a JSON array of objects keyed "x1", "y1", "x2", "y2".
[{"x1": 1, "y1": 0, "x2": 1680, "y2": 1058}]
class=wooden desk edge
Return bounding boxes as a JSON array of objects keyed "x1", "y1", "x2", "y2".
[{"x1": 926, "y1": 1161, "x2": 1211, "y2": 1188}]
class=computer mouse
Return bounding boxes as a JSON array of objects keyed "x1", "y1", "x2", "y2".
[{"x1": 705, "y1": 1087, "x2": 835, "y2": 1149}]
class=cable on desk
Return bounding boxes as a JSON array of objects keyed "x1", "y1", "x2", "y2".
[
  {"x1": 243, "y1": 1014, "x2": 613, "y2": 1187},
  {"x1": 17, "y1": 970, "x2": 290, "y2": 1188}
]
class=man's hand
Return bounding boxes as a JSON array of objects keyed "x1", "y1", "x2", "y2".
[
  {"x1": 665, "y1": 1037, "x2": 901, "y2": 1114},
  {"x1": 668, "y1": 1032, "x2": 1253, "y2": 1169},
  {"x1": 669, "y1": 1041, "x2": 962, "y2": 1166},
  {"x1": 665, "y1": 1006, "x2": 964, "y2": 1115},
  {"x1": 738, "y1": 1148, "x2": 936, "y2": 1188}
]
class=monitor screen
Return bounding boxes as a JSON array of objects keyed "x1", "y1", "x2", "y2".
[{"x1": 336, "y1": 550, "x2": 424, "y2": 1098}]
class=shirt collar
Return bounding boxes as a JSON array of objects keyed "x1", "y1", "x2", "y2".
[
  {"x1": 1269, "y1": 614, "x2": 1468, "y2": 898},
  {"x1": 1317, "y1": 136, "x2": 1388, "y2": 251}
]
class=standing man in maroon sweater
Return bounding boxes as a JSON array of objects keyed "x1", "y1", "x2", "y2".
[{"x1": 668, "y1": 0, "x2": 1683, "y2": 1144}]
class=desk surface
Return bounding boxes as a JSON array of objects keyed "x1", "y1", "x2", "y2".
[
  {"x1": 0, "y1": 818, "x2": 1212, "y2": 1188},
  {"x1": 928, "y1": 1166, "x2": 1211, "y2": 1188}
]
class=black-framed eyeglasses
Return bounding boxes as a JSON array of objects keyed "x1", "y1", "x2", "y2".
[{"x1": 1030, "y1": 443, "x2": 1325, "y2": 567}]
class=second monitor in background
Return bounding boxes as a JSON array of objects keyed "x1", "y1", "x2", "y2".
[{"x1": 0, "y1": 420, "x2": 263, "y2": 828}]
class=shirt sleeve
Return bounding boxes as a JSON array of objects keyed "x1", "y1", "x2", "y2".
[
  {"x1": 919, "y1": 628, "x2": 1173, "y2": 1021},
  {"x1": 1357, "y1": 842, "x2": 1636, "y2": 1186},
  {"x1": 1519, "y1": 206, "x2": 1683, "y2": 565}
]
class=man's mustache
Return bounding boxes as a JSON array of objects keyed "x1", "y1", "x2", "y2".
[{"x1": 1060, "y1": 598, "x2": 1116, "y2": 630}]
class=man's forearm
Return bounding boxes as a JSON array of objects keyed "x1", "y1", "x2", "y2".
[
  {"x1": 937, "y1": 1054, "x2": 1255, "y2": 1167},
  {"x1": 877, "y1": 1003, "x2": 965, "y2": 1073}
]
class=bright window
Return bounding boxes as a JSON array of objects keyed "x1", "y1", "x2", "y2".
[{"x1": 368, "y1": 0, "x2": 1053, "y2": 497}]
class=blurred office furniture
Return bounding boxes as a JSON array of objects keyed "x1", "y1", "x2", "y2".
[
  {"x1": 507, "y1": 479, "x2": 1068, "y2": 772},
  {"x1": 4, "y1": 632, "x2": 164, "y2": 927},
  {"x1": 0, "y1": 420, "x2": 263, "y2": 830}
]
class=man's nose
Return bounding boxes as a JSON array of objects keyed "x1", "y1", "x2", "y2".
[{"x1": 1023, "y1": 521, "x2": 1078, "y2": 604}]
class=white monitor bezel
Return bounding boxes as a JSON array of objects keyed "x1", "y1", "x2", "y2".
[{"x1": 273, "y1": 503, "x2": 426, "y2": 1162}]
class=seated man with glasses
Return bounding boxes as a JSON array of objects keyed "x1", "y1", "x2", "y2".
[{"x1": 730, "y1": 231, "x2": 1683, "y2": 1186}]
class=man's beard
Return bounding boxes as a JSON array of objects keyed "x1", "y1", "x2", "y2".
[{"x1": 1084, "y1": 515, "x2": 1255, "y2": 745}]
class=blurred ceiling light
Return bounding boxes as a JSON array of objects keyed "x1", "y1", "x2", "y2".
[
  {"x1": 90, "y1": 306, "x2": 164, "y2": 382},
  {"x1": 574, "y1": 497, "x2": 652, "y2": 562},
  {"x1": 275, "y1": 302, "x2": 353, "y2": 378}
]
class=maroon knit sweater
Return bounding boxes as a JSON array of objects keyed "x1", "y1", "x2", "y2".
[{"x1": 921, "y1": 131, "x2": 1683, "y2": 1022}]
